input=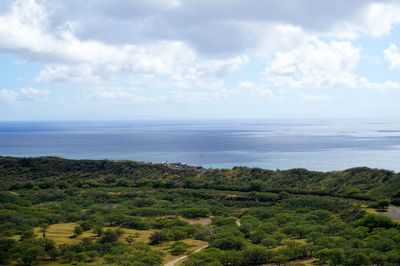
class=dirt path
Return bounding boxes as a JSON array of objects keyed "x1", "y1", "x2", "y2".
[
  {"x1": 382, "y1": 205, "x2": 400, "y2": 222},
  {"x1": 164, "y1": 244, "x2": 209, "y2": 266}
]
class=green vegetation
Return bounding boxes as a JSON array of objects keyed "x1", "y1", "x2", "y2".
[{"x1": 0, "y1": 156, "x2": 400, "y2": 265}]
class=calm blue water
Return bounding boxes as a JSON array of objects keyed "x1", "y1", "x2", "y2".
[{"x1": 0, "y1": 119, "x2": 400, "y2": 171}]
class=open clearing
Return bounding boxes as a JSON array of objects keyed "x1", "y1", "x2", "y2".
[
  {"x1": 32, "y1": 223, "x2": 155, "y2": 245},
  {"x1": 28, "y1": 222, "x2": 208, "y2": 265}
]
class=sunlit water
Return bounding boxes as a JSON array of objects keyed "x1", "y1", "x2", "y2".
[{"x1": 0, "y1": 119, "x2": 399, "y2": 171}]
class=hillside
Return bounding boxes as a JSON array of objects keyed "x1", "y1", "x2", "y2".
[
  {"x1": 1, "y1": 156, "x2": 399, "y2": 203},
  {"x1": 1, "y1": 156, "x2": 400, "y2": 265}
]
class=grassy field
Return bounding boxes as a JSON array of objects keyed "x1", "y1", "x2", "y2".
[
  {"x1": 24, "y1": 222, "x2": 208, "y2": 265},
  {"x1": 31, "y1": 222, "x2": 159, "y2": 245}
]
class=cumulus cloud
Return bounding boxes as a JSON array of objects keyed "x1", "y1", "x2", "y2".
[
  {"x1": 266, "y1": 40, "x2": 361, "y2": 89},
  {"x1": 3, "y1": 0, "x2": 399, "y2": 59},
  {"x1": 0, "y1": 0, "x2": 400, "y2": 109},
  {"x1": 0, "y1": 0, "x2": 198, "y2": 75},
  {"x1": 33, "y1": 0, "x2": 385, "y2": 54},
  {"x1": 326, "y1": 2, "x2": 400, "y2": 39},
  {"x1": 265, "y1": 39, "x2": 400, "y2": 90},
  {"x1": 384, "y1": 44, "x2": 400, "y2": 70},
  {"x1": 360, "y1": 2, "x2": 400, "y2": 37}
]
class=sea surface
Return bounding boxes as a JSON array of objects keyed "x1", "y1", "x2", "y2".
[{"x1": 0, "y1": 119, "x2": 400, "y2": 171}]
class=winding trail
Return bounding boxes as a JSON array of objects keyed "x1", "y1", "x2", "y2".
[{"x1": 164, "y1": 244, "x2": 209, "y2": 266}]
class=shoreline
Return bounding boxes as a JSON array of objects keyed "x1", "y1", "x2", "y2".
[{"x1": 0, "y1": 155, "x2": 398, "y2": 174}]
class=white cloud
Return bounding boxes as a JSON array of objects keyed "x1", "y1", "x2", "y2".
[
  {"x1": 0, "y1": 0, "x2": 198, "y2": 77},
  {"x1": 0, "y1": 90, "x2": 18, "y2": 103},
  {"x1": 0, "y1": 87, "x2": 49, "y2": 104},
  {"x1": 266, "y1": 40, "x2": 361, "y2": 89},
  {"x1": 384, "y1": 44, "x2": 400, "y2": 70},
  {"x1": 266, "y1": 39, "x2": 400, "y2": 91},
  {"x1": 361, "y1": 2, "x2": 400, "y2": 38},
  {"x1": 36, "y1": 65, "x2": 100, "y2": 84},
  {"x1": 197, "y1": 56, "x2": 248, "y2": 77},
  {"x1": 1, "y1": 0, "x2": 400, "y2": 113},
  {"x1": 357, "y1": 77, "x2": 400, "y2": 90},
  {"x1": 19, "y1": 87, "x2": 50, "y2": 99},
  {"x1": 312, "y1": 2, "x2": 400, "y2": 39}
]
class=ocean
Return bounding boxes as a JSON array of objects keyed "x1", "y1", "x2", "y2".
[{"x1": 0, "y1": 119, "x2": 399, "y2": 171}]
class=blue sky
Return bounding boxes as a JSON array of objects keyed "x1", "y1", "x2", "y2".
[{"x1": 1, "y1": 0, "x2": 400, "y2": 120}]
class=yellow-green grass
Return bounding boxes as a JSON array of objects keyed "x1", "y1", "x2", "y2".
[
  {"x1": 281, "y1": 259, "x2": 317, "y2": 266},
  {"x1": 107, "y1": 226, "x2": 155, "y2": 244},
  {"x1": 35, "y1": 260, "x2": 106, "y2": 266},
  {"x1": 33, "y1": 223, "x2": 95, "y2": 245},
  {"x1": 361, "y1": 204, "x2": 380, "y2": 215},
  {"x1": 30, "y1": 223, "x2": 155, "y2": 245},
  {"x1": 11, "y1": 222, "x2": 208, "y2": 265},
  {"x1": 158, "y1": 239, "x2": 208, "y2": 264}
]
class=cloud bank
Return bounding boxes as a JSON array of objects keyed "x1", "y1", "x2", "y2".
[{"x1": 0, "y1": 0, "x2": 400, "y2": 118}]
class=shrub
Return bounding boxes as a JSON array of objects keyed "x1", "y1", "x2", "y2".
[
  {"x1": 170, "y1": 241, "x2": 189, "y2": 256},
  {"x1": 149, "y1": 231, "x2": 167, "y2": 245},
  {"x1": 180, "y1": 208, "x2": 209, "y2": 218},
  {"x1": 211, "y1": 236, "x2": 246, "y2": 250}
]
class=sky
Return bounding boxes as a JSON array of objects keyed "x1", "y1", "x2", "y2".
[{"x1": 1, "y1": 0, "x2": 400, "y2": 120}]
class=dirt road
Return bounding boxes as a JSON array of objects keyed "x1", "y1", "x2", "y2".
[{"x1": 164, "y1": 244, "x2": 209, "y2": 266}]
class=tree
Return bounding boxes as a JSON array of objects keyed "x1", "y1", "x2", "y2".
[
  {"x1": 243, "y1": 247, "x2": 273, "y2": 265},
  {"x1": 39, "y1": 224, "x2": 49, "y2": 238},
  {"x1": 260, "y1": 237, "x2": 278, "y2": 248},
  {"x1": 93, "y1": 224, "x2": 104, "y2": 236},
  {"x1": 369, "y1": 251, "x2": 386, "y2": 266},
  {"x1": 283, "y1": 224, "x2": 309, "y2": 238},
  {"x1": 15, "y1": 241, "x2": 45, "y2": 266},
  {"x1": 316, "y1": 248, "x2": 345, "y2": 266},
  {"x1": 100, "y1": 229, "x2": 119, "y2": 244},
  {"x1": 0, "y1": 238, "x2": 16, "y2": 264},
  {"x1": 180, "y1": 208, "x2": 209, "y2": 218},
  {"x1": 346, "y1": 251, "x2": 370, "y2": 266},
  {"x1": 376, "y1": 199, "x2": 390, "y2": 210},
  {"x1": 248, "y1": 180, "x2": 265, "y2": 191},
  {"x1": 149, "y1": 231, "x2": 167, "y2": 245},
  {"x1": 211, "y1": 236, "x2": 246, "y2": 250},
  {"x1": 170, "y1": 241, "x2": 189, "y2": 256},
  {"x1": 20, "y1": 229, "x2": 35, "y2": 240},
  {"x1": 115, "y1": 228, "x2": 124, "y2": 237},
  {"x1": 74, "y1": 225, "x2": 83, "y2": 237},
  {"x1": 79, "y1": 221, "x2": 92, "y2": 231},
  {"x1": 273, "y1": 253, "x2": 289, "y2": 266}
]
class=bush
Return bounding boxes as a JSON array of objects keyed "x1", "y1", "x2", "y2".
[
  {"x1": 180, "y1": 208, "x2": 209, "y2": 218},
  {"x1": 170, "y1": 241, "x2": 189, "y2": 256},
  {"x1": 79, "y1": 221, "x2": 92, "y2": 231},
  {"x1": 127, "y1": 216, "x2": 150, "y2": 230},
  {"x1": 211, "y1": 236, "x2": 246, "y2": 250},
  {"x1": 149, "y1": 231, "x2": 167, "y2": 245},
  {"x1": 243, "y1": 247, "x2": 273, "y2": 265},
  {"x1": 100, "y1": 229, "x2": 119, "y2": 244}
]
